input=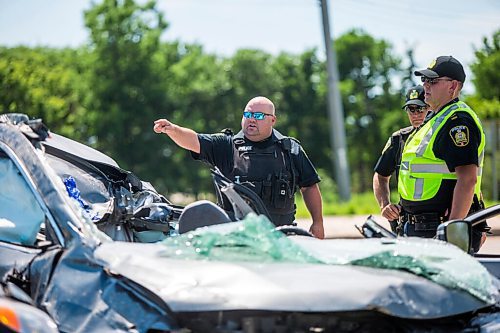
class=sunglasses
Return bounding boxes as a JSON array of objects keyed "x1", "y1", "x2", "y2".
[
  {"x1": 243, "y1": 111, "x2": 274, "y2": 120},
  {"x1": 420, "y1": 77, "x2": 454, "y2": 85},
  {"x1": 405, "y1": 106, "x2": 426, "y2": 113}
]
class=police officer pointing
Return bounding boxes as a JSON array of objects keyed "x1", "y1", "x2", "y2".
[
  {"x1": 398, "y1": 56, "x2": 488, "y2": 252},
  {"x1": 153, "y1": 96, "x2": 325, "y2": 239},
  {"x1": 373, "y1": 85, "x2": 429, "y2": 234}
]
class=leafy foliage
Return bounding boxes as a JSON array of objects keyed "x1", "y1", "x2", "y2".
[
  {"x1": 471, "y1": 29, "x2": 500, "y2": 102},
  {"x1": 335, "y1": 29, "x2": 403, "y2": 192},
  {"x1": 0, "y1": 47, "x2": 90, "y2": 140},
  {"x1": 83, "y1": 0, "x2": 169, "y2": 177},
  {"x1": 467, "y1": 29, "x2": 500, "y2": 200}
]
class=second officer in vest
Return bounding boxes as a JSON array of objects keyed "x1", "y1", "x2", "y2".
[
  {"x1": 398, "y1": 56, "x2": 488, "y2": 252},
  {"x1": 373, "y1": 85, "x2": 429, "y2": 234},
  {"x1": 153, "y1": 96, "x2": 325, "y2": 239}
]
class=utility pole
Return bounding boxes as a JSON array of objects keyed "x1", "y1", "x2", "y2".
[{"x1": 319, "y1": 0, "x2": 351, "y2": 201}]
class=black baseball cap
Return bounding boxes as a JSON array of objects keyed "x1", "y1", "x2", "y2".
[
  {"x1": 414, "y1": 56, "x2": 466, "y2": 83},
  {"x1": 402, "y1": 85, "x2": 427, "y2": 109}
]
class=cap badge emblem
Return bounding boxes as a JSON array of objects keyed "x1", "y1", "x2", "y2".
[{"x1": 409, "y1": 90, "x2": 419, "y2": 99}]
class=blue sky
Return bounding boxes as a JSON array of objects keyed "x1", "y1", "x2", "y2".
[{"x1": 1, "y1": 0, "x2": 498, "y2": 93}]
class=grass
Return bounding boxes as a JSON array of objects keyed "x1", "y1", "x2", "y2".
[{"x1": 295, "y1": 191, "x2": 381, "y2": 217}]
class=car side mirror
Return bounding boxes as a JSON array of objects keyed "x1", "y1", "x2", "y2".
[{"x1": 436, "y1": 220, "x2": 471, "y2": 253}]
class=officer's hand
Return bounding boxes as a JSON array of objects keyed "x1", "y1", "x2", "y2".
[
  {"x1": 153, "y1": 119, "x2": 174, "y2": 134},
  {"x1": 381, "y1": 203, "x2": 401, "y2": 221},
  {"x1": 309, "y1": 222, "x2": 325, "y2": 239}
]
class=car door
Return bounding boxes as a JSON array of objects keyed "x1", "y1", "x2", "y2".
[{"x1": 0, "y1": 144, "x2": 62, "y2": 281}]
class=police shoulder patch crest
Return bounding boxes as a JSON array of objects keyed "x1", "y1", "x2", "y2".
[{"x1": 449, "y1": 125, "x2": 469, "y2": 147}]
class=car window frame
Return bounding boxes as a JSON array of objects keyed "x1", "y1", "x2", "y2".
[{"x1": 0, "y1": 142, "x2": 65, "y2": 247}]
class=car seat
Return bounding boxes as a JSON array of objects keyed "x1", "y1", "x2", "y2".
[{"x1": 178, "y1": 200, "x2": 232, "y2": 234}]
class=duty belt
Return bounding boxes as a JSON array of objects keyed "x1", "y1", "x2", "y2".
[{"x1": 403, "y1": 212, "x2": 446, "y2": 232}]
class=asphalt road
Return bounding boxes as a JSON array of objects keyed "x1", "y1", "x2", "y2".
[{"x1": 296, "y1": 214, "x2": 500, "y2": 255}]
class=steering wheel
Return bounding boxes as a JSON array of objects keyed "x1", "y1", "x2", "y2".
[{"x1": 275, "y1": 225, "x2": 314, "y2": 237}]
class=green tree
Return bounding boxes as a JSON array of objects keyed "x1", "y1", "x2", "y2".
[
  {"x1": 0, "y1": 47, "x2": 90, "y2": 139},
  {"x1": 468, "y1": 29, "x2": 500, "y2": 201},
  {"x1": 471, "y1": 29, "x2": 500, "y2": 104},
  {"x1": 84, "y1": 0, "x2": 168, "y2": 178},
  {"x1": 270, "y1": 50, "x2": 329, "y2": 171},
  {"x1": 335, "y1": 29, "x2": 403, "y2": 192},
  {"x1": 155, "y1": 44, "x2": 231, "y2": 195}
]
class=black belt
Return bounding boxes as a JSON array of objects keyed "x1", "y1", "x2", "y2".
[
  {"x1": 405, "y1": 212, "x2": 446, "y2": 224},
  {"x1": 403, "y1": 212, "x2": 446, "y2": 232}
]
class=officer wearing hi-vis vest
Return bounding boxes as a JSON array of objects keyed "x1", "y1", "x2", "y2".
[
  {"x1": 153, "y1": 96, "x2": 325, "y2": 239},
  {"x1": 373, "y1": 85, "x2": 430, "y2": 235},
  {"x1": 398, "y1": 56, "x2": 489, "y2": 252}
]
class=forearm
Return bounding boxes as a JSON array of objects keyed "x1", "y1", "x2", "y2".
[
  {"x1": 165, "y1": 125, "x2": 201, "y2": 153},
  {"x1": 373, "y1": 172, "x2": 400, "y2": 220},
  {"x1": 449, "y1": 165, "x2": 477, "y2": 220},
  {"x1": 300, "y1": 184, "x2": 324, "y2": 239},
  {"x1": 373, "y1": 173, "x2": 391, "y2": 209},
  {"x1": 301, "y1": 184, "x2": 323, "y2": 223}
]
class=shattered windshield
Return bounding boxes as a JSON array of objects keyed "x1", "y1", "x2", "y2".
[
  {"x1": 159, "y1": 213, "x2": 498, "y2": 304},
  {"x1": 44, "y1": 153, "x2": 111, "y2": 222},
  {"x1": 36, "y1": 149, "x2": 111, "y2": 243}
]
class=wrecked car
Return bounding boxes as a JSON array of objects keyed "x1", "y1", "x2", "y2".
[{"x1": 1, "y1": 113, "x2": 500, "y2": 332}]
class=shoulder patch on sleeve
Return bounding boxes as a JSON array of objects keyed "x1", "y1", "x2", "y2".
[{"x1": 449, "y1": 125, "x2": 469, "y2": 147}]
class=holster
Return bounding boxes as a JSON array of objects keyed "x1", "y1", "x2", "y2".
[{"x1": 389, "y1": 220, "x2": 399, "y2": 233}]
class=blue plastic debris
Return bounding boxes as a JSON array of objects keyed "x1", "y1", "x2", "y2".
[{"x1": 63, "y1": 176, "x2": 100, "y2": 221}]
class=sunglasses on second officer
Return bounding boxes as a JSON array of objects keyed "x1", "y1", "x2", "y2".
[
  {"x1": 243, "y1": 111, "x2": 274, "y2": 120},
  {"x1": 405, "y1": 105, "x2": 427, "y2": 113}
]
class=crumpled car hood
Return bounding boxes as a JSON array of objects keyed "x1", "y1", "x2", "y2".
[{"x1": 95, "y1": 214, "x2": 499, "y2": 319}]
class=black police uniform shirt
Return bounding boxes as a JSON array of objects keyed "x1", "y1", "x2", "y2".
[
  {"x1": 191, "y1": 130, "x2": 320, "y2": 226},
  {"x1": 191, "y1": 130, "x2": 320, "y2": 189},
  {"x1": 374, "y1": 125, "x2": 415, "y2": 178},
  {"x1": 401, "y1": 98, "x2": 482, "y2": 215}
]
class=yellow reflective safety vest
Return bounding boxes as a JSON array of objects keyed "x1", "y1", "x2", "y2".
[{"x1": 398, "y1": 101, "x2": 485, "y2": 201}]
